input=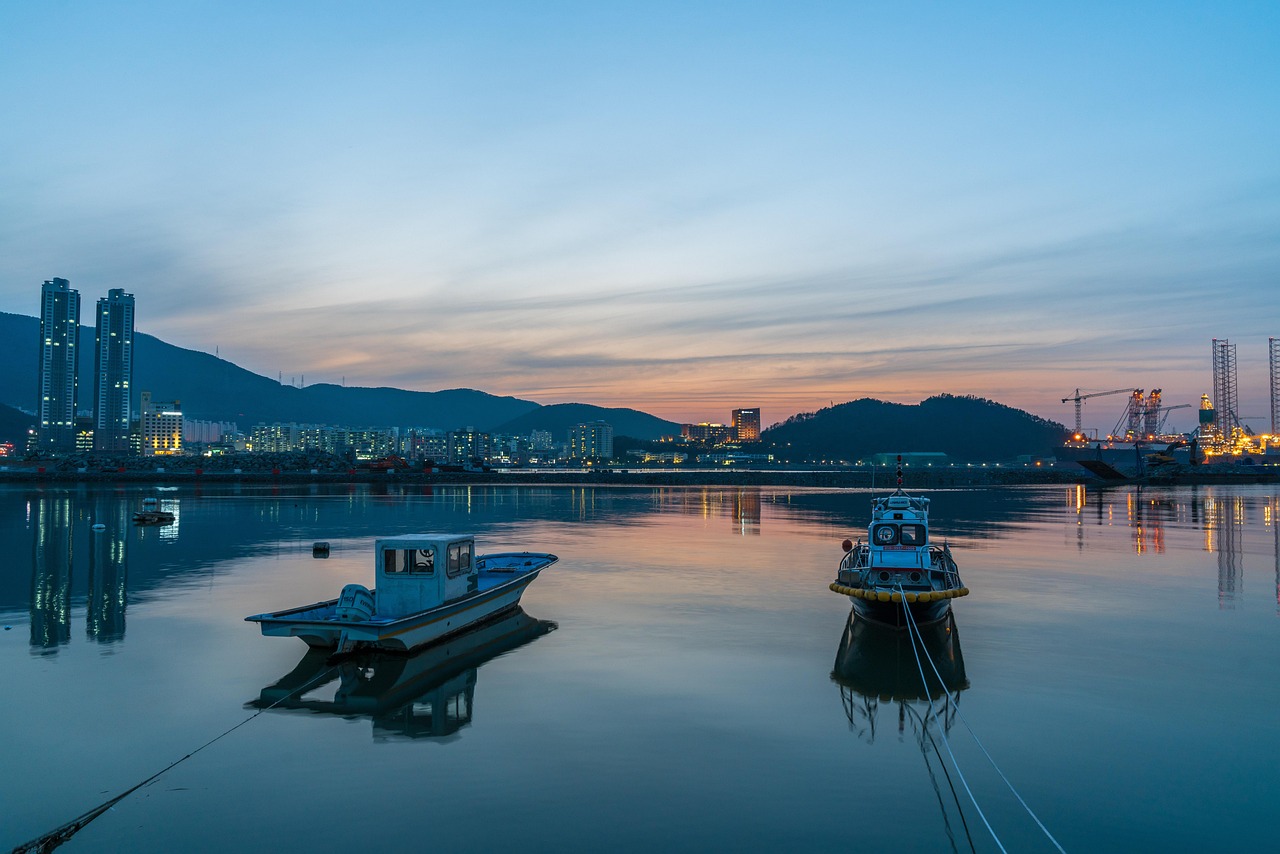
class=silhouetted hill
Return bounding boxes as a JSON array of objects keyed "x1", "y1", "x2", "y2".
[
  {"x1": 763, "y1": 394, "x2": 1069, "y2": 461},
  {"x1": 0, "y1": 402, "x2": 34, "y2": 446},
  {"x1": 0, "y1": 312, "x2": 538, "y2": 429},
  {"x1": 494, "y1": 403, "x2": 680, "y2": 441}
]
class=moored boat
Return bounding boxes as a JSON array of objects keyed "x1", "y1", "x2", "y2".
[
  {"x1": 830, "y1": 459, "x2": 967, "y2": 628},
  {"x1": 246, "y1": 533, "x2": 557, "y2": 655}
]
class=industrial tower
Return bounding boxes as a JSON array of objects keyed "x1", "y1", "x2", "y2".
[
  {"x1": 1211, "y1": 338, "x2": 1240, "y2": 437},
  {"x1": 1270, "y1": 337, "x2": 1279, "y2": 436}
]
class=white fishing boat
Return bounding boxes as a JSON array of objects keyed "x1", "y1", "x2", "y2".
[
  {"x1": 830, "y1": 458, "x2": 968, "y2": 628},
  {"x1": 246, "y1": 533, "x2": 557, "y2": 654}
]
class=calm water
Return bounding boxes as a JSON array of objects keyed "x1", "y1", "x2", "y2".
[{"x1": 2, "y1": 482, "x2": 1278, "y2": 852}]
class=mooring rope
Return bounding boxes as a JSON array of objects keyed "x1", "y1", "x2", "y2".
[
  {"x1": 896, "y1": 588, "x2": 1009, "y2": 854},
  {"x1": 903, "y1": 701, "x2": 977, "y2": 854},
  {"x1": 900, "y1": 598, "x2": 1068, "y2": 854},
  {"x1": 12, "y1": 664, "x2": 340, "y2": 854}
]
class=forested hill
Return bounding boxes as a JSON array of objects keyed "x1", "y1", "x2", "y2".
[
  {"x1": 495, "y1": 403, "x2": 678, "y2": 441},
  {"x1": 0, "y1": 312, "x2": 664, "y2": 436},
  {"x1": 762, "y1": 395, "x2": 1068, "y2": 462}
]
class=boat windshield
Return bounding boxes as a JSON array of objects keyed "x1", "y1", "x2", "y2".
[
  {"x1": 899, "y1": 524, "x2": 926, "y2": 546},
  {"x1": 872, "y1": 523, "x2": 927, "y2": 546},
  {"x1": 383, "y1": 548, "x2": 436, "y2": 574}
]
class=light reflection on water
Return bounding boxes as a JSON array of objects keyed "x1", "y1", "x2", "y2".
[{"x1": 1, "y1": 483, "x2": 1279, "y2": 852}]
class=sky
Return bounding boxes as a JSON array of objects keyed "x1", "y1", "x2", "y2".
[{"x1": 2, "y1": 1, "x2": 1278, "y2": 434}]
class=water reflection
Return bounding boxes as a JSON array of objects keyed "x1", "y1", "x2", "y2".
[
  {"x1": 832, "y1": 611, "x2": 969, "y2": 743},
  {"x1": 7, "y1": 484, "x2": 1280, "y2": 655},
  {"x1": 832, "y1": 611, "x2": 972, "y2": 850},
  {"x1": 86, "y1": 500, "x2": 128, "y2": 644},
  {"x1": 30, "y1": 497, "x2": 73, "y2": 653},
  {"x1": 249, "y1": 608, "x2": 556, "y2": 742},
  {"x1": 1072, "y1": 486, "x2": 1280, "y2": 612}
]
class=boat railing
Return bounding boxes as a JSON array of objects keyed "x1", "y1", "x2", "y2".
[{"x1": 928, "y1": 544, "x2": 962, "y2": 589}]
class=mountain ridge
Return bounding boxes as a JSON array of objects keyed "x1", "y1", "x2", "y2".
[{"x1": 0, "y1": 311, "x2": 678, "y2": 439}]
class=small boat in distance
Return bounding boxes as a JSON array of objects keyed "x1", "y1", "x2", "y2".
[
  {"x1": 246, "y1": 533, "x2": 557, "y2": 655},
  {"x1": 830, "y1": 457, "x2": 967, "y2": 628},
  {"x1": 132, "y1": 509, "x2": 175, "y2": 525}
]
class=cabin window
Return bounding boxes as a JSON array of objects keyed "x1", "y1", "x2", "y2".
[
  {"x1": 872, "y1": 524, "x2": 899, "y2": 545},
  {"x1": 446, "y1": 542, "x2": 474, "y2": 578},
  {"x1": 409, "y1": 548, "x2": 435, "y2": 575},
  {"x1": 383, "y1": 549, "x2": 406, "y2": 574},
  {"x1": 899, "y1": 524, "x2": 926, "y2": 546}
]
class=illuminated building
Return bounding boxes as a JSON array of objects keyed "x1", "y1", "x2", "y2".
[
  {"x1": 36, "y1": 278, "x2": 81, "y2": 453},
  {"x1": 93, "y1": 288, "x2": 135, "y2": 451},
  {"x1": 569, "y1": 421, "x2": 613, "y2": 461},
  {"x1": 681, "y1": 423, "x2": 733, "y2": 445},
  {"x1": 75, "y1": 416, "x2": 95, "y2": 452},
  {"x1": 732, "y1": 408, "x2": 761, "y2": 442},
  {"x1": 140, "y1": 391, "x2": 183, "y2": 455},
  {"x1": 447, "y1": 428, "x2": 492, "y2": 465}
]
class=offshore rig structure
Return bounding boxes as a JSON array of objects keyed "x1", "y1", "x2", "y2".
[{"x1": 1063, "y1": 337, "x2": 1280, "y2": 462}]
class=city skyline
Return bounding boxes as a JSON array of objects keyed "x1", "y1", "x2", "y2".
[{"x1": 3, "y1": 4, "x2": 1279, "y2": 426}]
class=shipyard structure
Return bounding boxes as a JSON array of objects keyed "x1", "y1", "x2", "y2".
[{"x1": 1063, "y1": 337, "x2": 1280, "y2": 468}]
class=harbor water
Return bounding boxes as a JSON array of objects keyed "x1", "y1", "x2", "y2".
[{"x1": 1, "y1": 482, "x2": 1278, "y2": 852}]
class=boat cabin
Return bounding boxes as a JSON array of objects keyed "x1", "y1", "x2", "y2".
[
  {"x1": 375, "y1": 534, "x2": 478, "y2": 618},
  {"x1": 868, "y1": 493, "x2": 932, "y2": 569}
]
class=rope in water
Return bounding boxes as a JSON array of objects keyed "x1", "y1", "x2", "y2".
[
  {"x1": 902, "y1": 701, "x2": 977, "y2": 854},
  {"x1": 895, "y1": 591, "x2": 1009, "y2": 854},
  {"x1": 12, "y1": 663, "x2": 340, "y2": 854},
  {"x1": 899, "y1": 599, "x2": 1068, "y2": 854}
]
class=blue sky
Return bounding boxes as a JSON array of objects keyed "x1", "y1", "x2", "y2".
[{"x1": 2, "y1": 2, "x2": 1278, "y2": 431}]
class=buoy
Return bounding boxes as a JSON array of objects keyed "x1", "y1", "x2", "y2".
[
  {"x1": 904, "y1": 592, "x2": 917, "y2": 603},
  {"x1": 313, "y1": 542, "x2": 330, "y2": 559},
  {"x1": 841, "y1": 539, "x2": 853, "y2": 552},
  {"x1": 876, "y1": 591, "x2": 891, "y2": 603}
]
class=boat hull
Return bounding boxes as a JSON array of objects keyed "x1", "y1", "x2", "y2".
[
  {"x1": 248, "y1": 568, "x2": 544, "y2": 653},
  {"x1": 849, "y1": 595, "x2": 951, "y2": 630}
]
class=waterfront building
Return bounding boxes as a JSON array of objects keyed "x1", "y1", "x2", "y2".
[
  {"x1": 140, "y1": 391, "x2": 183, "y2": 456},
  {"x1": 93, "y1": 288, "x2": 136, "y2": 451},
  {"x1": 732, "y1": 408, "x2": 761, "y2": 442},
  {"x1": 446, "y1": 428, "x2": 492, "y2": 465},
  {"x1": 400, "y1": 428, "x2": 447, "y2": 463},
  {"x1": 345, "y1": 427, "x2": 399, "y2": 460},
  {"x1": 36, "y1": 278, "x2": 81, "y2": 453},
  {"x1": 530, "y1": 430, "x2": 553, "y2": 451},
  {"x1": 681, "y1": 422, "x2": 734, "y2": 445},
  {"x1": 184, "y1": 419, "x2": 238, "y2": 446},
  {"x1": 569, "y1": 421, "x2": 614, "y2": 461},
  {"x1": 75, "y1": 416, "x2": 95, "y2": 453}
]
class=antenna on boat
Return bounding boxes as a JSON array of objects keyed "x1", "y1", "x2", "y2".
[{"x1": 896, "y1": 455, "x2": 903, "y2": 489}]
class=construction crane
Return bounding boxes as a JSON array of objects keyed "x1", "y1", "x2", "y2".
[
  {"x1": 1156, "y1": 403, "x2": 1195, "y2": 435},
  {"x1": 1061, "y1": 387, "x2": 1138, "y2": 435}
]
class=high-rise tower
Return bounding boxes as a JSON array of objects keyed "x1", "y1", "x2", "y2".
[
  {"x1": 93, "y1": 289, "x2": 136, "y2": 451},
  {"x1": 37, "y1": 278, "x2": 81, "y2": 453},
  {"x1": 732, "y1": 408, "x2": 761, "y2": 442}
]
